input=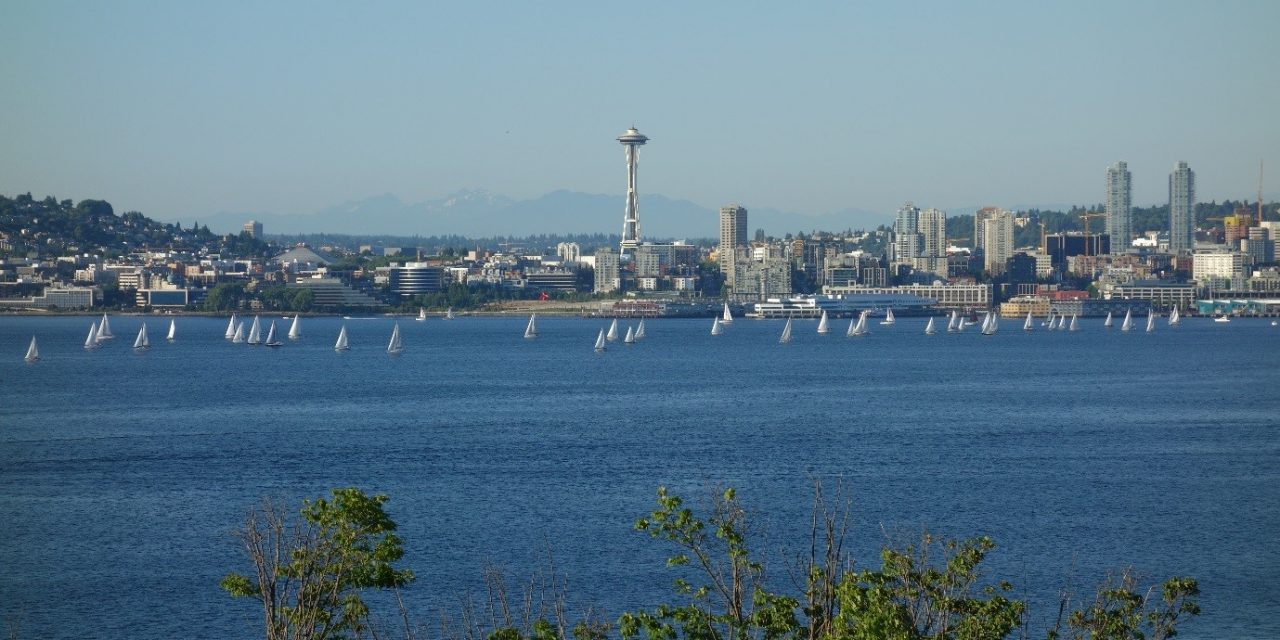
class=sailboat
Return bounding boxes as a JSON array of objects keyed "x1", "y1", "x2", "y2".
[
  {"x1": 981, "y1": 311, "x2": 999, "y2": 336},
  {"x1": 1069, "y1": 315, "x2": 1079, "y2": 332},
  {"x1": 524, "y1": 314, "x2": 537, "y2": 339},
  {"x1": 231, "y1": 322, "x2": 245, "y2": 344},
  {"x1": 416, "y1": 308, "x2": 427, "y2": 322},
  {"x1": 816, "y1": 310, "x2": 830, "y2": 334},
  {"x1": 225, "y1": 314, "x2": 238, "y2": 339},
  {"x1": 1023, "y1": 312, "x2": 1034, "y2": 332},
  {"x1": 711, "y1": 317, "x2": 723, "y2": 336},
  {"x1": 265, "y1": 321, "x2": 283, "y2": 347},
  {"x1": 386, "y1": 322, "x2": 404, "y2": 354},
  {"x1": 955, "y1": 313, "x2": 966, "y2": 332},
  {"x1": 624, "y1": 326, "x2": 636, "y2": 344},
  {"x1": 288, "y1": 315, "x2": 301, "y2": 339},
  {"x1": 1104, "y1": 311, "x2": 1114, "y2": 328},
  {"x1": 334, "y1": 325, "x2": 350, "y2": 351},
  {"x1": 1120, "y1": 308, "x2": 1133, "y2": 332},
  {"x1": 593, "y1": 328, "x2": 606, "y2": 352},
  {"x1": 1056, "y1": 315, "x2": 1067, "y2": 330},
  {"x1": 846, "y1": 316, "x2": 858, "y2": 337},
  {"x1": 924, "y1": 317, "x2": 936, "y2": 335},
  {"x1": 880, "y1": 308, "x2": 896, "y2": 325},
  {"x1": 84, "y1": 322, "x2": 99, "y2": 349},
  {"x1": 721, "y1": 302, "x2": 733, "y2": 324},
  {"x1": 606, "y1": 318, "x2": 619, "y2": 342},
  {"x1": 852, "y1": 311, "x2": 870, "y2": 337},
  {"x1": 133, "y1": 323, "x2": 150, "y2": 350},
  {"x1": 779, "y1": 317, "x2": 793, "y2": 344},
  {"x1": 1145, "y1": 311, "x2": 1156, "y2": 333},
  {"x1": 246, "y1": 316, "x2": 263, "y2": 345},
  {"x1": 24, "y1": 336, "x2": 39, "y2": 363},
  {"x1": 97, "y1": 314, "x2": 115, "y2": 340},
  {"x1": 1168, "y1": 307, "x2": 1180, "y2": 326},
  {"x1": 445, "y1": 307, "x2": 455, "y2": 320},
  {"x1": 1042, "y1": 311, "x2": 1053, "y2": 328},
  {"x1": 166, "y1": 318, "x2": 176, "y2": 342},
  {"x1": 635, "y1": 318, "x2": 646, "y2": 339},
  {"x1": 947, "y1": 310, "x2": 959, "y2": 333}
]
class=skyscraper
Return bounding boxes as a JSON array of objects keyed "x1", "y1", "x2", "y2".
[
  {"x1": 1169, "y1": 161, "x2": 1196, "y2": 253},
  {"x1": 617, "y1": 127, "x2": 649, "y2": 254},
  {"x1": 979, "y1": 209, "x2": 1014, "y2": 274},
  {"x1": 918, "y1": 208, "x2": 946, "y2": 257},
  {"x1": 1106, "y1": 161, "x2": 1132, "y2": 254},
  {"x1": 243, "y1": 220, "x2": 263, "y2": 239},
  {"x1": 893, "y1": 203, "x2": 921, "y2": 261},
  {"x1": 719, "y1": 205, "x2": 748, "y2": 288}
]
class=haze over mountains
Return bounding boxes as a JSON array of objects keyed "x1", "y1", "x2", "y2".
[{"x1": 187, "y1": 189, "x2": 885, "y2": 239}]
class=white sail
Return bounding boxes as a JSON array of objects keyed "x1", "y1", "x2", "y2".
[
  {"x1": 1121, "y1": 308, "x2": 1133, "y2": 332},
  {"x1": 607, "y1": 318, "x2": 619, "y2": 341},
  {"x1": 265, "y1": 321, "x2": 281, "y2": 346},
  {"x1": 635, "y1": 319, "x2": 646, "y2": 339},
  {"x1": 85, "y1": 322, "x2": 99, "y2": 349},
  {"x1": 594, "y1": 328, "x2": 606, "y2": 352},
  {"x1": 524, "y1": 314, "x2": 537, "y2": 339},
  {"x1": 947, "y1": 310, "x2": 958, "y2": 332},
  {"x1": 816, "y1": 310, "x2": 829, "y2": 334},
  {"x1": 247, "y1": 316, "x2": 262, "y2": 345},
  {"x1": 1024, "y1": 312, "x2": 1033, "y2": 331},
  {"x1": 445, "y1": 307, "x2": 455, "y2": 320},
  {"x1": 880, "y1": 308, "x2": 895, "y2": 325},
  {"x1": 1168, "y1": 307, "x2": 1180, "y2": 325},
  {"x1": 722, "y1": 303, "x2": 733, "y2": 324},
  {"x1": 166, "y1": 318, "x2": 176, "y2": 341},
  {"x1": 711, "y1": 317, "x2": 722, "y2": 336},
  {"x1": 232, "y1": 322, "x2": 245, "y2": 344},
  {"x1": 288, "y1": 315, "x2": 301, "y2": 339},
  {"x1": 225, "y1": 314, "x2": 237, "y2": 339},
  {"x1": 387, "y1": 322, "x2": 404, "y2": 354},
  {"x1": 335, "y1": 325, "x2": 350, "y2": 351},
  {"x1": 1069, "y1": 315, "x2": 1078, "y2": 332},
  {"x1": 98, "y1": 314, "x2": 114, "y2": 340},
  {"x1": 624, "y1": 326, "x2": 635, "y2": 344},
  {"x1": 853, "y1": 310, "x2": 870, "y2": 336},
  {"x1": 1104, "y1": 311, "x2": 1114, "y2": 328},
  {"x1": 955, "y1": 313, "x2": 966, "y2": 332},
  {"x1": 1146, "y1": 311, "x2": 1155, "y2": 333},
  {"x1": 982, "y1": 312, "x2": 999, "y2": 335},
  {"x1": 925, "y1": 317, "x2": 936, "y2": 335},
  {"x1": 846, "y1": 316, "x2": 857, "y2": 337},
  {"x1": 24, "y1": 336, "x2": 39, "y2": 363},
  {"x1": 779, "y1": 317, "x2": 793, "y2": 344},
  {"x1": 133, "y1": 323, "x2": 149, "y2": 349},
  {"x1": 416, "y1": 308, "x2": 427, "y2": 322}
]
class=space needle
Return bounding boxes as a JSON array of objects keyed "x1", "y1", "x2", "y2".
[{"x1": 617, "y1": 127, "x2": 648, "y2": 254}]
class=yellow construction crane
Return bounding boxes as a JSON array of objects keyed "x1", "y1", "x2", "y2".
[{"x1": 1078, "y1": 211, "x2": 1106, "y2": 257}]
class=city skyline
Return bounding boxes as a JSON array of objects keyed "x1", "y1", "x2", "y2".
[{"x1": 2, "y1": 2, "x2": 1278, "y2": 229}]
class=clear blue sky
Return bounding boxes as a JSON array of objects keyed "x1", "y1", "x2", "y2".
[{"x1": 2, "y1": 0, "x2": 1277, "y2": 223}]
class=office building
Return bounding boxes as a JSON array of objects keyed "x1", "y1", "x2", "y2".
[
  {"x1": 1168, "y1": 161, "x2": 1195, "y2": 253},
  {"x1": 719, "y1": 205, "x2": 748, "y2": 288},
  {"x1": 1106, "y1": 161, "x2": 1132, "y2": 254},
  {"x1": 594, "y1": 248, "x2": 620, "y2": 293},
  {"x1": 388, "y1": 263, "x2": 447, "y2": 300},
  {"x1": 893, "y1": 203, "x2": 921, "y2": 260},
  {"x1": 243, "y1": 220, "x2": 263, "y2": 239},
  {"x1": 977, "y1": 209, "x2": 1015, "y2": 274}
]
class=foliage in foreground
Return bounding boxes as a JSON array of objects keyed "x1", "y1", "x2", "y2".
[{"x1": 222, "y1": 486, "x2": 1199, "y2": 640}]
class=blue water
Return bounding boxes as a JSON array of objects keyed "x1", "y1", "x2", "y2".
[{"x1": 1, "y1": 314, "x2": 1277, "y2": 639}]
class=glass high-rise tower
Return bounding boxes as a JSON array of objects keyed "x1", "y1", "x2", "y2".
[
  {"x1": 1105, "y1": 161, "x2": 1132, "y2": 254},
  {"x1": 1169, "y1": 161, "x2": 1196, "y2": 253}
]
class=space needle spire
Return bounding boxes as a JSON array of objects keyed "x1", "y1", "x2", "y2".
[{"x1": 617, "y1": 127, "x2": 648, "y2": 253}]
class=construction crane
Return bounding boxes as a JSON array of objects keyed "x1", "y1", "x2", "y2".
[{"x1": 1078, "y1": 211, "x2": 1106, "y2": 258}]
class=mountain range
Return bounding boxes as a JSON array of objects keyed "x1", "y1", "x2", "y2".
[{"x1": 189, "y1": 189, "x2": 887, "y2": 239}]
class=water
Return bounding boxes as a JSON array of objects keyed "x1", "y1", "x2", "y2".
[{"x1": 1, "y1": 314, "x2": 1277, "y2": 639}]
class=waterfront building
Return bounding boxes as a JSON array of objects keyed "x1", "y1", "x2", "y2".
[
  {"x1": 388, "y1": 263, "x2": 447, "y2": 300},
  {"x1": 593, "y1": 248, "x2": 620, "y2": 294},
  {"x1": 288, "y1": 276, "x2": 387, "y2": 309},
  {"x1": 719, "y1": 205, "x2": 748, "y2": 288},
  {"x1": 1169, "y1": 161, "x2": 1196, "y2": 253},
  {"x1": 1192, "y1": 251, "x2": 1244, "y2": 282},
  {"x1": 749, "y1": 293, "x2": 936, "y2": 318},
  {"x1": 999, "y1": 295, "x2": 1051, "y2": 318},
  {"x1": 823, "y1": 283, "x2": 991, "y2": 310},
  {"x1": 1106, "y1": 161, "x2": 1132, "y2": 254},
  {"x1": 1111, "y1": 280, "x2": 1197, "y2": 311},
  {"x1": 617, "y1": 127, "x2": 649, "y2": 254},
  {"x1": 731, "y1": 256, "x2": 791, "y2": 301},
  {"x1": 0, "y1": 285, "x2": 95, "y2": 309}
]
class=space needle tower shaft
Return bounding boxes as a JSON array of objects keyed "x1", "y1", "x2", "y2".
[{"x1": 617, "y1": 127, "x2": 649, "y2": 253}]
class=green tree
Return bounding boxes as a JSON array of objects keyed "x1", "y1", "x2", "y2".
[{"x1": 221, "y1": 488, "x2": 415, "y2": 640}]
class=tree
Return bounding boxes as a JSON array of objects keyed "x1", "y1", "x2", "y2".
[{"x1": 221, "y1": 488, "x2": 415, "y2": 640}]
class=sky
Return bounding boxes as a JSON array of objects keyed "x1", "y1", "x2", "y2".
[{"x1": 2, "y1": 0, "x2": 1278, "y2": 226}]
